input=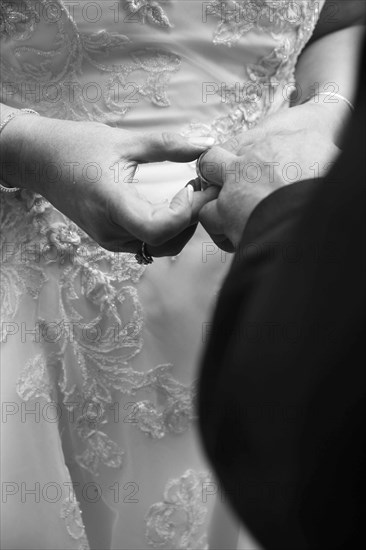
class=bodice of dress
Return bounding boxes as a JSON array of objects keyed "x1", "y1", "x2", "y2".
[
  {"x1": 0, "y1": 3, "x2": 325, "y2": 549},
  {"x1": 1, "y1": 0, "x2": 324, "y2": 136}
]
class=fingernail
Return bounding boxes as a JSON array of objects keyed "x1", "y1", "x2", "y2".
[
  {"x1": 185, "y1": 178, "x2": 202, "y2": 192},
  {"x1": 187, "y1": 184, "x2": 194, "y2": 205},
  {"x1": 188, "y1": 136, "x2": 215, "y2": 148}
]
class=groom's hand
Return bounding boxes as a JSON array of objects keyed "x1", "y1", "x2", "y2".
[{"x1": 198, "y1": 107, "x2": 340, "y2": 251}]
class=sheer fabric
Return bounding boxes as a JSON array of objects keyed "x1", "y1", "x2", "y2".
[{"x1": 0, "y1": 1, "x2": 324, "y2": 548}]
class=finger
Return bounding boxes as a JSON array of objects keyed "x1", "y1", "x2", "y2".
[
  {"x1": 198, "y1": 199, "x2": 224, "y2": 236},
  {"x1": 209, "y1": 234, "x2": 235, "y2": 254},
  {"x1": 142, "y1": 186, "x2": 196, "y2": 246},
  {"x1": 185, "y1": 177, "x2": 202, "y2": 192},
  {"x1": 132, "y1": 132, "x2": 216, "y2": 163},
  {"x1": 147, "y1": 223, "x2": 198, "y2": 258},
  {"x1": 199, "y1": 200, "x2": 235, "y2": 253},
  {"x1": 143, "y1": 181, "x2": 223, "y2": 245},
  {"x1": 103, "y1": 238, "x2": 141, "y2": 254},
  {"x1": 198, "y1": 147, "x2": 238, "y2": 186},
  {"x1": 218, "y1": 127, "x2": 264, "y2": 155},
  {"x1": 187, "y1": 180, "x2": 220, "y2": 222},
  {"x1": 110, "y1": 178, "x2": 217, "y2": 247},
  {"x1": 109, "y1": 180, "x2": 194, "y2": 246}
]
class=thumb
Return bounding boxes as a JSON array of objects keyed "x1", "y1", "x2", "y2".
[
  {"x1": 133, "y1": 132, "x2": 216, "y2": 163},
  {"x1": 170, "y1": 180, "x2": 220, "y2": 222},
  {"x1": 198, "y1": 200, "x2": 235, "y2": 253},
  {"x1": 190, "y1": 184, "x2": 220, "y2": 222},
  {"x1": 144, "y1": 182, "x2": 219, "y2": 245},
  {"x1": 142, "y1": 186, "x2": 197, "y2": 246}
]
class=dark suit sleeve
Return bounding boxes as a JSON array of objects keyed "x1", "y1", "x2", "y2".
[{"x1": 199, "y1": 48, "x2": 366, "y2": 550}]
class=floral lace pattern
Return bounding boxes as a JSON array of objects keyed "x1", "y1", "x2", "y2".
[
  {"x1": 145, "y1": 469, "x2": 211, "y2": 549},
  {"x1": 60, "y1": 495, "x2": 90, "y2": 549},
  {"x1": 0, "y1": 0, "x2": 39, "y2": 40},
  {"x1": 0, "y1": 0, "x2": 180, "y2": 121},
  {"x1": 185, "y1": 0, "x2": 323, "y2": 142},
  {"x1": 207, "y1": 0, "x2": 318, "y2": 46},
  {"x1": 1, "y1": 0, "x2": 322, "y2": 131},
  {"x1": 120, "y1": 364, "x2": 197, "y2": 439},
  {"x1": 123, "y1": 0, "x2": 173, "y2": 28},
  {"x1": 16, "y1": 353, "x2": 55, "y2": 401}
]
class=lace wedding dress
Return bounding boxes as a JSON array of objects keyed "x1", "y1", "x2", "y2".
[{"x1": 0, "y1": 1, "x2": 324, "y2": 549}]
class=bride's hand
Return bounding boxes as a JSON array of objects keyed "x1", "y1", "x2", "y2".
[{"x1": 2, "y1": 114, "x2": 216, "y2": 256}]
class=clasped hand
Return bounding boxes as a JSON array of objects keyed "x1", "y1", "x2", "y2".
[
  {"x1": 7, "y1": 104, "x2": 341, "y2": 258},
  {"x1": 197, "y1": 104, "x2": 341, "y2": 251}
]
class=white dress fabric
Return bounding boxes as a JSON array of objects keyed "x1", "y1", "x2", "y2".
[{"x1": 0, "y1": 1, "x2": 324, "y2": 549}]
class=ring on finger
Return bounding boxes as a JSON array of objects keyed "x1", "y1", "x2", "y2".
[
  {"x1": 196, "y1": 151, "x2": 212, "y2": 187},
  {"x1": 135, "y1": 242, "x2": 154, "y2": 265}
]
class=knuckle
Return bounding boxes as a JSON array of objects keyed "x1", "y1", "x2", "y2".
[
  {"x1": 199, "y1": 148, "x2": 223, "y2": 180},
  {"x1": 145, "y1": 224, "x2": 165, "y2": 247},
  {"x1": 199, "y1": 146, "x2": 217, "y2": 167},
  {"x1": 222, "y1": 137, "x2": 240, "y2": 153},
  {"x1": 161, "y1": 131, "x2": 176, "y2": 151}
]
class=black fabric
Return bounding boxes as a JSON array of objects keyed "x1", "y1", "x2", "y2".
[{"x1": 199, "y1": 45, "x2": 366, "y2": 550}]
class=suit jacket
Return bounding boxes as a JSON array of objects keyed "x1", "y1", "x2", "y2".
[{"x1": 199, "y1": 44, "x2": 365, "y2": 550}]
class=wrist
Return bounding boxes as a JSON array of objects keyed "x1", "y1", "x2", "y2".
[
  {"x1": 1, "y1": 113, "x2": 51, "y2": 193},
  {"x1": 298, "y1": 96, "x2": 352, "y2": 148},
  {"x1": 1, "y1": 111, "x2": 42, "y2": 191}
]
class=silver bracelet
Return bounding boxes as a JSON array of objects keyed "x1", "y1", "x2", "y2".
[
  {"x1": 0, "y1": 108, "x2": 40, "y2": 193},
  {"x1": 308, "y1": 92, "x2": 355, "y2": 113}
]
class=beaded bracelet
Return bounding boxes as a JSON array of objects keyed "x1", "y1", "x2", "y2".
[{"x1": 0, "y1": 108, "x2": 40, "y2": 193}]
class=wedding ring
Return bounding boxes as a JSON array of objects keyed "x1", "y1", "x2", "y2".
[
  {"x1": 135, "y1": 242, "x2": 154, "y2": 265},
  {"x1": 196, "y1": 151, "x2": 212, "y2": 188}
]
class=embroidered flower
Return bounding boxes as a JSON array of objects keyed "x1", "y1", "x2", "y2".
[
  {"x1": 145, "y1": 470, "x2": 210, "y2": 549},
  {"x1": 46, "y1": 222, "x2": 81, "y2": 249},
  {"x1": 164, "y1": 400, "x2": 193, "y2": 435},
  {"x1": 123, "y1": 0, "x2": 173, "y2": 28},
  {"x1": 0, "y1": 0, "x2": 39, "y2": 40},
  {"x1": 60, "y1": 495, "x2": 89, "y2": 545},
  {"x1": 19, "y1": 189, "x2": 49, "y2": 214}
]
